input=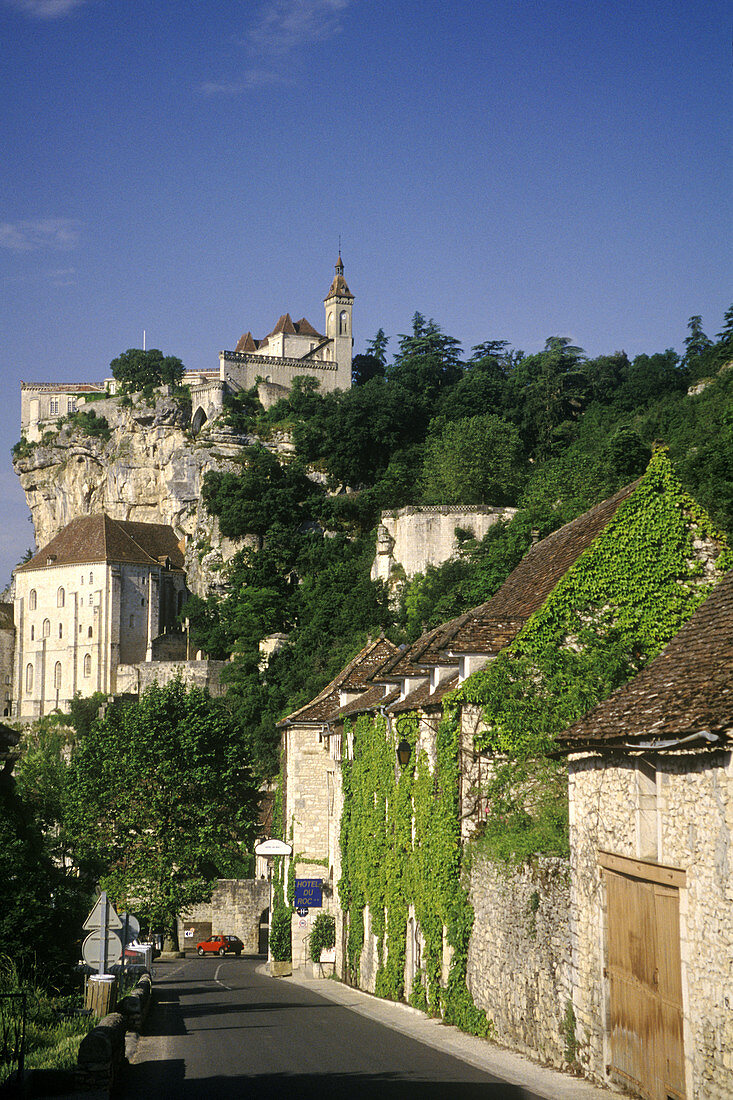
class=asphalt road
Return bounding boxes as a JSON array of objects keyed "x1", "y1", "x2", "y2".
[{"x1": 121, "y1": 956, "x2": 551, "y2": 1099}]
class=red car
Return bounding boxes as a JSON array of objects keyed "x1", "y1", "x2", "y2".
[{"x1": 195, "y1": 934, "x2": 243, "y2": 957}]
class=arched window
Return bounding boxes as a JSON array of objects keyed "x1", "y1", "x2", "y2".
[
  {"x1": 53, "y1": 662, "x2": 62, "y2": 690},
  {"x1": 339, "y1": 309, "x2": 348, "y2": 335},
  {"x1": 83, "y1": 654, "x2": 91, "y2": 677},
  {"x1": 327, "y1": 311, "x2": 335, "y2": 336},
  {"x1": 42, "y1": 619, "x2": 50, "y2": 637},
  {"x1": 25, "y1": 663, "x2": 33, "y2": 692},
  {"x1": 89, "y1": 572, "x2": 93, "y2": 584},
  {"x1": 88, "y1": 626, "x2": 93, "y2": 638},
  {"x1": 29, "y1": 589, "x2": 37, "y2": 610},
  {"x1": 57, "y1": 587, "x2": 65, "y2": 607}
]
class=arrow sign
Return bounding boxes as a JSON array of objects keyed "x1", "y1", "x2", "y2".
[
  {"x1": 255, "y1": 839, "x2": 292, "y2": 856},
  {"x1": 83, "y1": 894, "x2": 122, "y2": 931}
]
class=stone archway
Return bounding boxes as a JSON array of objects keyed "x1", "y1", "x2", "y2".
[{"x1": 191, "y1": 406, "x2": 208, "y2": 436}]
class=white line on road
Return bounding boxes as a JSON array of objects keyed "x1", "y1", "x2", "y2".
[{"x1": 213, "y1": 963, "x2": 231, "y2": 990}]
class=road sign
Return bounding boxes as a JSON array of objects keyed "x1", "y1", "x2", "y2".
[
  {"x1": 119, "y1": 912, "x2": 141, "y2": 944},
  {"x1": 296, "y1": 907, "x2": 309, "y2": 917},
  {"x1": 82, "y1": 929, "x2": 122, "y2": 969},
  {"x1": 255, "y1": 839, "x2": 293, "y2": 856},
  {"x1": 83, "y1": 894, "x2": 122, "y2": 931}
]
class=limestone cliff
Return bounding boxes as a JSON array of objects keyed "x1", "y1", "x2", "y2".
[{"x1": 12, "y1": 392, "x2": 267, "y2": 596}]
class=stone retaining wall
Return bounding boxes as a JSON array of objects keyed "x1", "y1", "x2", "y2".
[
  {"x1": 179, "y1": 878, "x2": 269, "y2": 954},
  {"x1": 466, "y1": 854, "x2": 572, "y2": 1068}
]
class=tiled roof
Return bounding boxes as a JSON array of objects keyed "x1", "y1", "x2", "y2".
[
  {"x1": 439, "y1": 480, "x2": 639, "y2": 656},
  {"x1": 325, "y1": 255, "x2": 353, "y2": 300},
  {"x1": 559, "y1": 569, "x2": 733, "y2": 750},
  {"x1": 336, "y1": 684, "x2": 400, "y2": 721},
  {"x1": 390, "y1": 673, "x2": 460, "y2": 716},
  {"x1": 235, "y1": 332, "x2": 258, "y2": 353},
  {"x1": 17, "y1": 515, "x2": 185, "y2": 572},
  {"x1": 279, "y1": 636, "x2": 400, "y2": 726},
  {"x1": 21, "y1": 382, "x2": 105, "y2": 393},
  {"x1": 293, "y1": 317, "x2": 322, "y2": 338},
  {"x1": 270, "y1": 313, "x2": 297, "y2": 337}
]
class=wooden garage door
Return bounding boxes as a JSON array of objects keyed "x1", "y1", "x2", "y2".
[{"x1": 603, "y1": 857, "x2": 685, "y2": 1100}]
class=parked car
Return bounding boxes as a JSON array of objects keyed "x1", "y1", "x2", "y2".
[{"x1": 195, "y1": 934, "x2": 244, "y2": 957}]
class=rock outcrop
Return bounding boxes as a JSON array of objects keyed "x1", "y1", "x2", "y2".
[{"x1": 12, "y1": 392, "x2": 254, "y2": 596}]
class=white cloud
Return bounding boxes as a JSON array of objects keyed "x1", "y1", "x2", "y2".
[
  {"x1": 6, "y1": 0, "x2": 91, "y2": 17},
  {"x1": 0, "y1": 219, "x2": 82, "y2": 251},
  {"x1": 200, "y1": 70, "x2": 283, "y2": 95},
  {"x1": 202, "y1": 0, "x2": 351, "y2": 94},
  {"x1": 248, "y1": 0, "x2": 350, "y2": 54}
]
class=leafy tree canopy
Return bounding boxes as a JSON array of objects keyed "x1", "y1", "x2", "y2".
[
  {"x1": 110, "y1": 347, "x2": 185, "y2": 394},
  {"x1": 65, "y1": 680, "x2": 260, "y2": 941}
]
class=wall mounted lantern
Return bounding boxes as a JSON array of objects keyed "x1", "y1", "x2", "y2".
[{"x1": 396, "y1": 739, "x2": 412, "y2": 767}]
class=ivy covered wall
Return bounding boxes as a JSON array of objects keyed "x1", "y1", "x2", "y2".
[{"x1": 337, "y1": 451, "x2": 731, "y2": 1055}]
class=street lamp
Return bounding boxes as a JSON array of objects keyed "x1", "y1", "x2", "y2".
[{"x1": 396, "y1": 739, "x2": 412, "y2": 767}]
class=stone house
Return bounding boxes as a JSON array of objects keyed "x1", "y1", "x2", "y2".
[
  {"x1": 559, "y1": 568, "x2": 733, "y2": 1100},
  {"x1": 277, "y1": 635, "x2": 399, "y2": 970},
  {"x1": 12, "y1": 514, "x2": 188, "y2": 718}
]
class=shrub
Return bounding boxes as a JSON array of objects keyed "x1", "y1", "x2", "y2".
[{"x1": 308, "y1": 911, "x2": 335, "y2": 963}]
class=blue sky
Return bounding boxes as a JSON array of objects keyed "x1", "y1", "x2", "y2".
[{"x1": 1, "y1": 0, "x2": 731, "y2": 586}]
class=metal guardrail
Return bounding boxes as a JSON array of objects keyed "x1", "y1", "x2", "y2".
[{"x1": 0, "y1": 992, "x2": 26, "y2": 1091}]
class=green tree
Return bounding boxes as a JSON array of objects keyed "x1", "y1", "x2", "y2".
[
  {"x1": 509, "y1": 337, "x2": 588, "y2": 457},
  {"x1": 110, "y1": 348, "x2": 185, "y2": 394},
  {"x1": 421, "y1": 414, "x2": 525, "y2": 505},
  {"x1": 683, "y1": 314, "x2": 712, "y2": 366},
  {"x1": 65, "y1": 680, "x2": 260, "y2": 946}
]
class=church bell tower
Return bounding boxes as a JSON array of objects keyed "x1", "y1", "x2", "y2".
[{"x1": 324, "y1": 255, "x2": 354, "y2": 390}]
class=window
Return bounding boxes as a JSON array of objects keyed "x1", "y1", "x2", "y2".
[
  {"x1": 57, "y1": 587, "x2": 65, "y2": 607},
  {"x1": 29, "y1": 589, "x2": 37, "y2": 610},
  {"x1": 89, "y1": 572, "x2": 93, "y2": 584},
  {"x1": 129, "y1": 614, "x2": 135, "y2": 628},
  {"x1": 30, "y1": 625, "x2": 34, "y2": 641},
  {"x1": 25, "y1": 663, "x2": 33, "y2": 692},
  {"x1": 58, "y1": 623, "x2": 63, "y2": 638},
  {"x1": 49, "y1": 397, "x2": 59, "y2": 416},
  {"x1": 67, "y1": 396, "x2": 76, "y2": 413},
  {"x1": 83, "y1": 654, "x2": 91, "y2": 677},
  {"x1": 80, "y1": 575, "x2": 84, "y2": 584},
  {"x1": 88, "y1": 626, "x2": 93, "y2": 638},
  {"x1": 53, "y1": 662, "x2": 62, "y2": 690},
  {"x1": 42, "y1": 619, "x2": 50, "y2": 638},
  {"x1": 339, "y1": 310, "x2": 348, "y2": 335}
]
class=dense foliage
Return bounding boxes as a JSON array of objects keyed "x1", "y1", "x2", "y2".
[
  {"x1": 190, "y1": 306, "x2": 732, "y2": 781},
  {"x1": 339, "y1": 710, "x2": 489, "y2": 1033},
  {"x1": 65, "y1": 680, "x2": 260, "y2": 943},
  {"x1": 453, "y1": 450, "x2": 731, "y2": 863},
  {"x1": 110, "y1": 347, "x2": 185, "y2": 394}
]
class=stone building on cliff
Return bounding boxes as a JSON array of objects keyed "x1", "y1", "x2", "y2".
[
  {"x1": 20, "y1": 257, "x2": 354, "y2": 442},
  {"x1": 11, "y1": 513, "x2": 209, "y2": 719}
]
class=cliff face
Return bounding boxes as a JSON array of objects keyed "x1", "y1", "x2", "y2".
[{"x1": 12, "y1": 392, "x2": 255, "y2": 596}]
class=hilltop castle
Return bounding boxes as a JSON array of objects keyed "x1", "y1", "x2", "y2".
[{"x1": 20, "y1": 257, "x2": 354, "y2": 442}]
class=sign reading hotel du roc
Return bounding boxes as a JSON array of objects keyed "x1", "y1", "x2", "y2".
[{"x1": 294, "y1": 879, "x2": 322, "y2": 908}]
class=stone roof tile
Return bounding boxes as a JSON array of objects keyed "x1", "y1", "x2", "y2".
[
  {"x1": 279, "y1": 636, "x2": 400, "y2": 726},
  {"x1": 17, "y1": 515, "x2": 185, "y2": 572}
]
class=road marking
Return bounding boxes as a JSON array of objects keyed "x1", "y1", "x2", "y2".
[{"x1": 214, "y1": 963, "x2": 231, "y2": 990}]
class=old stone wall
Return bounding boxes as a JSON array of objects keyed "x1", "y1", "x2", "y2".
[
  {"x1": 0, "y1": 605, "x2": 14, "y2": 717},
  {"x1": 569, "y1": 751, "x2": 733, "y2": 1099},
  {"x1": 466, "y1": 854, "x2": 572, "y2": 1068},
  {"x1": 115, "y1": 658, "x2": 227, "y2": 697},
  {"x1": 179, "y1": 879, "x2": 269, "y2": 954},
  {"x1": 371, "y1": 505, "x2": 517, "y2": 588},
  {"x1": 284, "y1": 724, "x2": 337, "y2": 866}
]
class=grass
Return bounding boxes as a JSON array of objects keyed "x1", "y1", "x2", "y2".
[{"x1": 0, "y1": 958, "x2": 94, "y2": 1086}]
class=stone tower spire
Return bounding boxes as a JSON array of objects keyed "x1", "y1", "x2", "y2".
[{"x1": 324, "y1": 255, "x2": 354, "y2": 390}]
